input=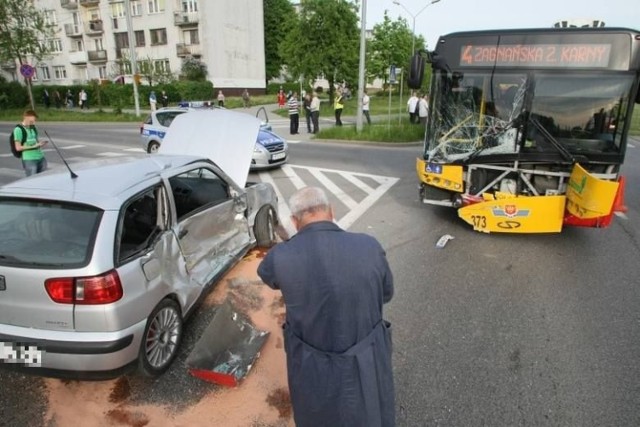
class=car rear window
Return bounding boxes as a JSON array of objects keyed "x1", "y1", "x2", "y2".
[{"x1": 0, "y1": 198, "x2": 102, "y2": 268}]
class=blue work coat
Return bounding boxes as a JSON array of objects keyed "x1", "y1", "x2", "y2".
[{"x1": 257, "y1": 221, "x2": 395, "y2": 427}]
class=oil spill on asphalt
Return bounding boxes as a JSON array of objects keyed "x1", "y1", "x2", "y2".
[
  {"x1": 109, "y1": 376, "x2": 132, "y2": 403},
  {"x1": 105, "y1": 408, "x2": 150, "y2": 427},
  {"x1": 266, "y1": 387, "x2": 293, "y2": 419}
]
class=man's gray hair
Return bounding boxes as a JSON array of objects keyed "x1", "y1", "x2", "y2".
[{"x1": 289, "y1": 187, "x2": 330, "y2": 219}]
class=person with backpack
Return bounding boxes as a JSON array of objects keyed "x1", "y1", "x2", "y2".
[{"x1": 11, "y1": 110, "x2": 48, "y2": 176}]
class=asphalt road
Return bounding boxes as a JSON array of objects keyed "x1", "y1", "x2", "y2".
[{"x1": 0, "y1": 121, "x2": 639, "y2": 426}]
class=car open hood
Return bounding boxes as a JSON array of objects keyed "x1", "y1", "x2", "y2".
[{"x1": 159, "y1": 109, "x2": 261, "y2": 188}]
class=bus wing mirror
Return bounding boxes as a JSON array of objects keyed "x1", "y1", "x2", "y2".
[{"x1": 408, "y1": 52, "x2": 426, "y2": 89}]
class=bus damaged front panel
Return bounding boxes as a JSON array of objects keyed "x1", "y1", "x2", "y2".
[{"x1": 417, "y1": 66, "x2": 631, "y2": 233}]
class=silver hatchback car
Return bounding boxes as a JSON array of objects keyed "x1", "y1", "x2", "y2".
[{"x1": 0, "y1": 110, "x2": 280, "y2": 378}]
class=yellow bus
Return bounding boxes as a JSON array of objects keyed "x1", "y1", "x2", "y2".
[{"x1": 414, "y1": 27, "x2": 640, "y2": 233}]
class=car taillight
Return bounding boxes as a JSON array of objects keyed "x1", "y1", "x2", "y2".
[{"x1": 45, "y1": 270, "x2": 123, "y2": 305}]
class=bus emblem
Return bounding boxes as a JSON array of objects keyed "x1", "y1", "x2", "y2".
[{"x1": 492, "y1": 205, "x2": 530, "y2": 218}]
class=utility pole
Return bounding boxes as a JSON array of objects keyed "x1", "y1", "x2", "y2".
[
  {"x1": 355, "y1": 0, "x2": 367, "y2": 133},
  {"x1": 124, "y1": 0, "x2": 140, "y2": 117}
]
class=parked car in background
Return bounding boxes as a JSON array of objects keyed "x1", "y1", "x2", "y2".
[
  {"x1": 0, "y1": 110, "x2": 280, "y2": 379},
  {"x1": 140, "y1": 107, "x2": 288, "y2": 170}
]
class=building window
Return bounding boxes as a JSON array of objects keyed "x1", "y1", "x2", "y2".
[
  {"x1": 53, "y1": 66, "x2": 67, "y2": 80},
  {"x1": 135, "y1": 30, "x2": 145, "y2": 47},
  {"x1": 184, "y1": 29, "x2": 199, "y2": 45},
  {"x1": 154, "y1": 59, "x2": 170, "y2": 73},
  {"x1": 131, "y1": 0, "x2": 143, "y2": 16},
  {"x1": 94, "y1": 38, "x2": 104, "y2": 51},
  {"x1": 88, "y1": 8, "x2": 100, "y2": 21},
  {"x1": 150, "y1": 28, "x2": 167, "y2": 46},
  {"x1": 31, "y1": 70, "x2": 38, "y2": 81},
  {"x1": 73, "y1": 40, "x2": 84, "y2": 52},
  {"x1": 147, "y1": 0, "x2": 165, "y2": 14},
  {"x1": 47, "y1": 39, "x2": 63, "y2": 53},
  {"x1": 115, "y1": 32, "x2": 129, "y2": 49},
  {"x1": 44, "y1": 10, "x2": 58, "y2": 26},
  {"x1": 182, "y1": 0, "x2": 198, "y2": 13},
  {"x1": 98, "y1": 66, "x2": 107, "y2": 79},
  {"x1": 39, "y1": 67, "x2": 51, "y2": 81},
  {"x1": 111, "y1": 2, "x2": 126, "y2": 18}
]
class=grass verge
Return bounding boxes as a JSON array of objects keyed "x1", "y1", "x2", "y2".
[
  {"x1": 316, "y1": 120, "x2": 425, "y2": 143},
  {"x1": 0, "y1": 108, "x2": 142, "y2": 123}
]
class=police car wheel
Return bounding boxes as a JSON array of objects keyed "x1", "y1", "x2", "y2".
[{"x1": 148, "y1": 141, "x2": 160, "y2": 153}]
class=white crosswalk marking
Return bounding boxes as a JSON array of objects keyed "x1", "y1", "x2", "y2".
[
  {"x1": 258, "y1": 164, "x2": 399, "y2": 233},
  {"x1": 97, "y1": 152, "x2": 126, "y2": 157}
]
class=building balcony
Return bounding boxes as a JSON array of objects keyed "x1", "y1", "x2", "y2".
[
  {"x1": 88, "y1": 50, "x2": 108, "y2": 62},
  {"x1": 69, "y1": 51, "x2": 88, "y2": 64},
  {"x1": 60, "y1": 0, "x2": 78, "y2": 9},
  {"x1": 174, "y1": 12, "x2": 198, "y2": 26},
  {"x1": 64, "y1": 23, "x2": 82, "y2": 37},
  {"x1": 86, "y1": 20, "x2": 104, "y2": 35},
  {"x1": 176, "y1": 43, "x2": 202, "y2": 58},
  {"x1": 79, "y1": 0, "x2": 100, "y2": 6}
]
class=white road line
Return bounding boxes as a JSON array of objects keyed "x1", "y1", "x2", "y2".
[
  {"x1": 339, "y1": 171, "x2": 374, "y2": 194},
  {"x1": 308, "y1": 168, "x2": 358, "y2": 210},
  {"x1": 337, "y1": 176, "x2": 399, "y2": 230},
  {"x1": 0, "y1": 167, "x2": 25, "y2": 177},
  {"x1": 97, "y1": 152, "x2": 126, "y2": 157},
  {"x1": 59, "y1": 145, "x2": 86, "y2": 150},
  {"x1": 614, "y1": 211, "x2": 628, "y2": 220},
  {"x1": 286, "y1": 140, "x2": 302, "y2": 144},
  {"x1": 628, "y1": 144, "x2": 635, "y2": 148},
  {"x1": 123, "y1": 148, "x2": 145, "y2": 152},
  {"x1": 281, "y1": 164, "x2": 306, "y2": 190},
  {"x1": 258, "y1": 171, "x2": 296, "y2": 237},
  {"x1": 289, "y1": 163, "x2": 395, "y2": 181}
]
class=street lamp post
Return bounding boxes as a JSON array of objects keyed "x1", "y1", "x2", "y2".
[{"x1": 393, "y1": 0, "x2": 441, "y2": 54}]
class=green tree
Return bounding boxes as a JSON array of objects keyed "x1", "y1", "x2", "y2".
[
  {"x1": 263, "y1": 0, "x2": 295, "y2": 84},
  {"x1": 0, "y1": 0, "x2": 55, "y2": 109},
  {"x1": 279, "y1": 0, "x2": 360, "y2": 102},
  {"x1": 180, "y1": 57, "x2": 207, "y2": 81},
  {"x1": 366, "y1": 11, "x2": 424, "y2": 86}
]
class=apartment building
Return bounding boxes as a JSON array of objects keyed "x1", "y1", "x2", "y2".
[{"x1": 1, "y1": 0, "x2": 266, "y2": 92}]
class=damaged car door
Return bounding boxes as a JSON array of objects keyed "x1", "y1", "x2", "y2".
[{"x1": 167, "y1": 165, "x2": 251, "y2": 301}]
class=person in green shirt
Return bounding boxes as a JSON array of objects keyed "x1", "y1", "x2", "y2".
[{"x1": 14, "y1": 110, "x2": 48, "y2": 177}]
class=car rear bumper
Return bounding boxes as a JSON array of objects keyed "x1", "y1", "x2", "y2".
[{"x1": 0, "y1": 319, "x2": 146, "y2": 377}]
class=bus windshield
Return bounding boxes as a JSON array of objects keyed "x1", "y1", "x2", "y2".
[{"x1": 426, "y1": 70, "x2": 635, "y2": 162}]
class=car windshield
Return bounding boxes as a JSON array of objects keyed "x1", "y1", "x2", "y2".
[
  {"x1": 426, "y1": 71, "x2": 634, "y2": 162},
  {"x1": 0, "y1": 199, "x2": 102, "y2": 268}
]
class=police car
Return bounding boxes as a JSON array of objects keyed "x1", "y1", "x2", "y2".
[{"x1": 140, "y1": 107, "x2": 288, "y2": 170}]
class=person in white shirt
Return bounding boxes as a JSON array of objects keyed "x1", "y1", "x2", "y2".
[
  {"x1": 418, "y1": 94, "x2": 429, "y2": 126},
  {"x1": 407, "y1": 92, "x2": 419, "y2": 124},
  {"x1": 310, "y1": 92, "x2": 321, "y2": 134},
  {"x1": 362, "y1": 90, "x2": 371, "y2": 125}
]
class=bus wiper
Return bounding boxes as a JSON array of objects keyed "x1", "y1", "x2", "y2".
[{"x1": 530, "y1": 118, "x2": 575, "y2": 163}]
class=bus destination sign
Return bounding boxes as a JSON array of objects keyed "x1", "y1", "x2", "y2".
[{"x1": 459, "y1": 43, "x2": 612, "y2": 68}]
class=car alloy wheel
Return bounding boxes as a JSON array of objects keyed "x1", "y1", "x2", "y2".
[{"x1": 139, "y1": 299, "x2": 183, "y2": 376}]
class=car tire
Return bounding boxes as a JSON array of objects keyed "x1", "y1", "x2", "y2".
[
  {"x1": 138, "y1": 298, "x2": 183, "y2": 377},
  {"x1": 148, "y1": 141, "x2": 160, "y2": 153},
  {"x1": 254, "y1": 206, "x2": 277, "y2": 248}
]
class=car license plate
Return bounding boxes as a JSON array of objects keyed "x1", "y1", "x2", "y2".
[{"x1": 272, "y1": 152, "x2": 286, "y2": 161}]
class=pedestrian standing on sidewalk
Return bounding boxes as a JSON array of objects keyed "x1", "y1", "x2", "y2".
[
  {"x1": 288, "y1": 92, "x2": 300, "y2": 135},
  {"x1": 149, "y1": 91, "x2": 157, "y2": 112},
  {"x1": 418, "y1": 93, "x2": 429, "y2": 126},
  {"x1": 257, "y1": 186, "x2": 395, "y2": 427},
  {"x1": 334, "y1": 88, "x2": 344, "y2": 126},
  {"x1": 161, "y1": 90, "x2": 169, "y2": 108},
  {"x1": 217, "y1": 90, "x2": 225, "y2": 107},
  {"x1": 302, "y1": 92, "x2": 312, "y2": 133},
  {"x1": 310, "y1": 91, "x2": 320, "y2": 134},
  {"x1": 277, "y1": 89, "x2": 286, "y2": 109},
  {"x1": 242, "y1": 89, "x2": 251, "y2": 108},
  {"x1": 80, "y1": 89, "x2": 88, "y2": 109},
  {"x1": 362, "y1": 89, "x2": 371, "y2": 125},
  {"x1": 407, "y1": 91, "x2": 419, "y2": 124}
]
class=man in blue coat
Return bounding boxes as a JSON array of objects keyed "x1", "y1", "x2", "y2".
[{"x1": 258, "y1": 187, "x2": 395, "y2": 427}]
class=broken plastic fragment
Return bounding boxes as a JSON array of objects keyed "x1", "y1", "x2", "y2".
[{"x1": 436, "y1": 234, "x2": 454, "y2": 248}]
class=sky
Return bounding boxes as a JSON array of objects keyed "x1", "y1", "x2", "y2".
[{"x1": 367, "y1": 0, "x2": 640, "y2": 49}]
